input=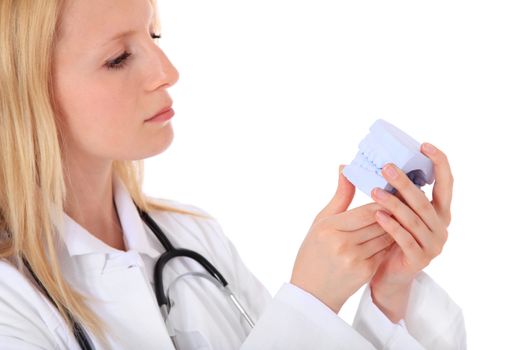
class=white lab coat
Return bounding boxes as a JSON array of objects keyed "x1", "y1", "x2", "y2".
[{"x1": 0, "y1": 174, "x2": 466, "y2": 349}]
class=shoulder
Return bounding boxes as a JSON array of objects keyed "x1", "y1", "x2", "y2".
[
  {"x1": 145, "y1": 197, "x2": 221, "y2": 236},
  {"x1": 144, "y1": 197, "x2": 235, "y2": 261},
  {"x1": 0, "y1": 259, "x2": 41, "y2": 310},
  {"x1": 0, "y1": 260, "x2": 66, "y2": 347},
  {"x1": 146, "y1": 196, "x2": 215, "y2": 220}
]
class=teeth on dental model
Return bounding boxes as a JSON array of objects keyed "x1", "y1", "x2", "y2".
[{"x1": 341, "y1": 119, "x2": 435, "y2": 198}]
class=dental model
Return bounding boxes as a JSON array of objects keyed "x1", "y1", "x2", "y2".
[{"x1": 342, "y1": 119, "x2": 435, "y2": 198}]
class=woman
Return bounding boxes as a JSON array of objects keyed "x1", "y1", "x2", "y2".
[{"x1": 0, "y1": 0, "x2": 466, "y2": 349}]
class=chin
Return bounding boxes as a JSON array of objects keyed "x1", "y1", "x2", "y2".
[{"x1": 128, "y1": 124, "x2": 175, "y2": 160}]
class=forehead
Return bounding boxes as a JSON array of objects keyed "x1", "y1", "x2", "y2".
[{"x1": 57, "y1": 0, "x2": 153, "y2": 49}]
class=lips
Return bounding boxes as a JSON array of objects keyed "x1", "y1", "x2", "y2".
[{"x1": 146, "y1": 104, "x2": 173, "y2": 121}]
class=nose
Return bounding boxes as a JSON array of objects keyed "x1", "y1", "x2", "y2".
[{"x1": 148, "y1": 45, "x2": 180, "y2": 91}]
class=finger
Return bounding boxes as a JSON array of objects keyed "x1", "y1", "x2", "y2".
[
  {"x1": 421, "y1": 143, "x2": 454, "y2": 223},
  {"x1": 375, "y1": 210, "x2": 425, "y2": 263},
  {"x1": 350, "y1": 222, "x2": 387, "y2": 244},
  {"x1": 329, "y1": 202, "x2": 384, "y2": 231},
  {"x1": 315, "y1": 165, "x2": 356, "y2": 221},
  {"x1": 359, "y1": 232, "x2": 395, "y2": 259},
  {"x1": 372, "y1": 187, "x2": 434, "y2": 248},
  {"x1": 379, "y1": 163, "x2": 443, "y2": 233}
]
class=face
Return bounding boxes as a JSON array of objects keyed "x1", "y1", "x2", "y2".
[{"x1": 52, "y1": 0, "x2": 179, "y2": 163}]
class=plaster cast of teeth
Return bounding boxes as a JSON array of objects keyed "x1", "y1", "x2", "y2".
[{"x1": 342, "y1": 119, "x2": 435, "y2": 198}]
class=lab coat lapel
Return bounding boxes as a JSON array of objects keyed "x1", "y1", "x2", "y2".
[
  {"x1": 112, "y1": 174, "x2": 162, "y2": 260},
  {"x1": 52, "y1": 175, "x2": 174, "y2": 349}
]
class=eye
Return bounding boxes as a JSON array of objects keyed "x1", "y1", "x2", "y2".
[
  {"x1": 104, "y1": 32, "x2": 162, "y2": 71},
  {"x1": 105, "y1": 51, "x2": 132, "y2": 70}
]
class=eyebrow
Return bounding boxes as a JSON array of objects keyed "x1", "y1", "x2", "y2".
[
  {"x1": 100, "y1": 6, "x2": 154, "y2": 47},
  {"x1": 102, "y1": 29, "x2": 138, "y2": 46}
]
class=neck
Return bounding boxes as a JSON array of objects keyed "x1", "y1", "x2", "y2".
[{"x1": 63, "y1": 155, "x2": 126, "y2": 251}]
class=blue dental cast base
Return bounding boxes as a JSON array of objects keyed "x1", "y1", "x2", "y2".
[{"x1": 342, "y1": 119, "x2": 435, "y2": 198}]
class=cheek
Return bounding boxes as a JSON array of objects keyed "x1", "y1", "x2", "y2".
[
  {"x1": 54, "y1": 75, "x2": 174, "y2": 161},
  {"x1": 55, "y1": 76, "x2": 141, "y2": 153}
]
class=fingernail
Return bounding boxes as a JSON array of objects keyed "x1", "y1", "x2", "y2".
[
  {"x1": 376, "y1": 210, "x2": 390, "y2": 223},
  {"x1": 339, "y1": 164, "x2": 345, "y2": 174},
  {"x1": 382, "y1": 164, "x2": 398, "y2": 179},
  {"x1": 373, "y1": 188, "x2": 388, "y2": 200},
  {"x1": 422, "y1": 143, "x2": 437, "y2": 155}
]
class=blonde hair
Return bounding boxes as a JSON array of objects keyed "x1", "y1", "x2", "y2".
[{"x1": 0, "y1": 0, "x2": 209, "y2": 344}]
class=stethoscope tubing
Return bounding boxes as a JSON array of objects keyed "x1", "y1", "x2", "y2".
[
  {"x1": 135, "y1": 205, "x2": 230, "y2": 307},
  {"x1": 22, "y1": 205, "x2": 253, "y2": 350},
  {"x1": 135, "y1": 205, "x2": 255, "y2": 329}
]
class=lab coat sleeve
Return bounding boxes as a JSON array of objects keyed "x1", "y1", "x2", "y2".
[
  {"x1": 353, "y1": 271, "x2": 467, "y2": 350},
  {"x1": 203, "y1": 217, "x2": 377, "y2": 349},
  {"x1": 240, "y1": 282, "x2": 378, "y2": 349}
]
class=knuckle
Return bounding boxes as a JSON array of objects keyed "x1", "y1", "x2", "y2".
[
  {"x1": 364, "y1": 202, "x2": 381, "y2": 212},
  {"x1": 309, "y1": 225, "x2": 331, "y2": 244},
  {"x1": 367, "y1": 203, "x2": 382, "y2": 217},
  {"x1": 353, "y1": 207, "x2": 369, "y2": 222},
  {"x1": 406, "y1": 237, "x2": 419, "y2": 251},
  {"x1": 389, "y1": 197, "x2": 401, "y2": 211},
  {"x1": 342, "y1": 254, "x2": 359, "y2": 269},
  {"x1": 414, "y1": 200, "x2": 428, "y2": 215},
  {"x1": 388, "y1": 222, "x2": 399, "y2": 237},
  {"x1": 447, "y1": 212, "x2": 452, "y2": 225},
  {"x1": 312, "y1": 213, "x2": 325, "y2": 227},
  {"x1": 442, "y1": 228, "x2": 449, "y2": 243},
  {"x1": 408, "y1": 215, "x2": 421, "y2": 231},
  {"x1": 397, "y1": 178, "x2": 410, "y2": 192},
  {"x1": 335, "y1": 240, "x2": 350, "y2": 256},
  {"x1": 448, "y1": 173, "x2": 454, "y2": 185},
  {"x1": 424, "y1": 251, "x2": 434, "y2": 264},
  {"x1": 420, "y1": 200, "x2": 434, "y2": 214},
  {"x1": 429, "y1": 244, "x2": 442, "y2": 257},
  {"x1": 316, "y1": 228, "x2": 333, "y2": 243},
  {"x1": 414, "y1": 249, "x2": 427, "y2": 263},
  {"x1": 381, "y1": 233, "x2": 394, "y2": 246},
  {"x1": 315, "y1": 217, "x2": 331, "y2": 234},
  {"x1": 370, "y1": 202, "x2": 383, "y2": 211}
]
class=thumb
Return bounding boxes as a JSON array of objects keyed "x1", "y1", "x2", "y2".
[{"x1": 316, "y1": 164, "x2": 356, "y2": 220}]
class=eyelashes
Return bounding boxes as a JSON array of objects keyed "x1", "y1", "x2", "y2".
[
  {"x1": 105, "y1": 32, "x2": 162, "y2": 71},
  {"x1": 106, "y1": 51, "x2": 132, "y2": 70}
]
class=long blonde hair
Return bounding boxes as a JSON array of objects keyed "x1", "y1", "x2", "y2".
[{"x1": 0, "y1": 0, "x2": 209, "y2": 343}]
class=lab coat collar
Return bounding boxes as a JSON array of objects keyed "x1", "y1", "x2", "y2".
[{"x1": 58, "y1": 173, "x2": 162, "y2": 260}]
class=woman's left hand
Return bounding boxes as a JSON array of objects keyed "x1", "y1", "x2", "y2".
[{"x1": 368, "y1": 142, "x2": 454, "y2": 322}]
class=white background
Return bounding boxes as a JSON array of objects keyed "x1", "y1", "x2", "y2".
[{"x1": 144, "y1": 1, "x2": 525, "y2": 348}]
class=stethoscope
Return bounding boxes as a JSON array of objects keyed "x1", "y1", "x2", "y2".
[{"x1": 23, "y1": 205, "x2": 255, "y2": 350}]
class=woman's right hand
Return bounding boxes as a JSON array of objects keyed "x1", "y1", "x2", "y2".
[{"x1": 290, "y1": 165, "x2": 394, "y2": 314}]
